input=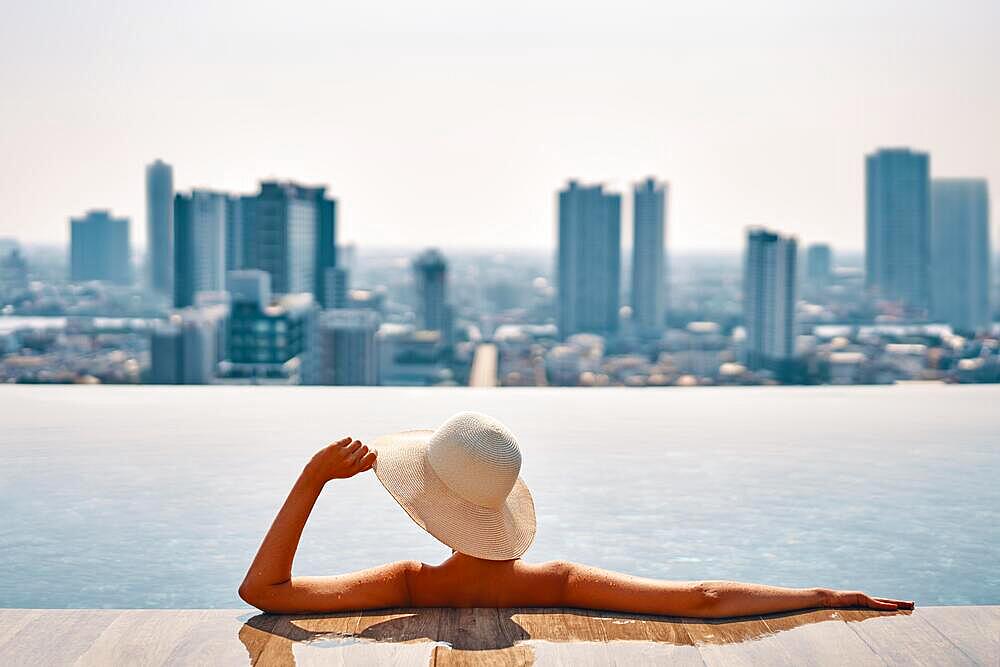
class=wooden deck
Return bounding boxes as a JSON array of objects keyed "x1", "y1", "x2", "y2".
[{"x1": 0, "y1": 606, "x2": 996, "y2": 665}]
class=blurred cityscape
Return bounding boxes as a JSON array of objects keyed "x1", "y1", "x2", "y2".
[{"x1": 0, "y1": 149, "x2": 996, "y2": 387}]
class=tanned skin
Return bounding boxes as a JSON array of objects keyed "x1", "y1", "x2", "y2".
[{"x1": 240, "y1": 438, "x2": 915, "y2": 617}]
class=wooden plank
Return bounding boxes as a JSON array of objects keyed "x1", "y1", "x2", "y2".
[
  {"x1": 436, "y1": 607, "x2": 509, "y2": 650},
  {"x1": 758, "y1": 609, "x2": 882, "y2": 666},
  {"x1": 75, "y1": 609, "x2": 206, "y2": 666},
  {"x1": 345, "y1": 608, "x2": 442, "y2": 665},
  {"x1": 508, "y1": 608, "x2": 612, "y2": 666},
  {"x1": 507, "y1": 607, "x2": 606, "y2": 643},
  {"x1": 0, "y1": 609, "x2": 121, "y2": 666},
  {"x1": 0, "y1": 607, "x2": 992, "y2": 665},
  {"x1": 586, "y1": 610, "x2": 693, "y2": 644},
  {"x1": 238, "y1": 612, "x2": 300, "y2": 666},
  {"x1": 433, "y1": 608, "x2": 534, "y2": 667},
  {"x1": 354, "y1": 607, "x2": 440, "y2": 643},
  {"x1": 273, "y1": 611, "x2": 363, "y2": 642},
  {"x1": 587, "y1": 611, "x2": 703, "y2": 666},
  {"x1": 916, "y1": 606, "x2": 1000, "y2": 665},
  {"x1": 841, "y1": 609, "x2": 977, "y2": 666},
  {"x1": 0, "y1": 610, "x2": 42, "y2": 654},
  {"x1": 238, "y1": 612, "x2": 364, "y2": 667},
  {"x1": 686, "y1": 615, "x2": 800, "y2": 666},
  {"x1": 162, "y1": 610, "x2": 262, "y2": 666}
]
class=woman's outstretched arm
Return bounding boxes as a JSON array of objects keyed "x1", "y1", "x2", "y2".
[
  {"x1": 546, "y1": 562, "x2": 914, "y2": 617},
  {"x1": 238, "y1": 439, "x2": 417, "y2": 614}
]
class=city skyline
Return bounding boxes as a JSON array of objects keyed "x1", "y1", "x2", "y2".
[{"x1": 2, "y1": 2, "x2": 998, "y2": 252}]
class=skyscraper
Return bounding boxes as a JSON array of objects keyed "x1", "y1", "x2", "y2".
[
  {"x1": 805, "y1": 243, "x2": 833, "y2": 288},
  {"x1": 174, "y1": 190, "x2": 227, "y2": 308},
  {"x1": 557, "y1": 181, "x2": 621, "y2": 338},
  {"x1": 323, "y1": 267, "x2": 350, "y2": 309},
  {"x1": 311, "y1": 309, "x2": 380, "y2": 386},
  {"x1": 222, "y1": 270, "x2": 314, "y2": 383},
  {"x1": 631, "y1": 177, "x2": 668, "y2": 337},
  {"x1": 413, "y1": 249, "x2": 448, "y2": 333},
  {"x1": 744, "y1": 228, "x2": 797, "y2": 369},
  {"x1": 931, "y1": 179, "x2": 991, "y2": 333},
  {"x1": 0, "y1": 245, "x2": 28, "y2": 297},
  {"x1": 242, "y1": 181, "x2": 320, "y2": 296},
  {"x1": 225, "y1": 195, "x2": 245, "y2": 272},
  {"x1": 69, "y1": 210, "x2": 131, "y2": 284},
  {"x1": 150, "y1": 308, "x2": 225, "y2": 384},
  {"x1": 146, "y1": 159, "x2": 174, "y2": 295},
  {"x1": 313, "y1": 189, "x2": 338, "y2": 307},
  {"x1": 865, "y1": 148, "x2": 931, "y2": 313}
]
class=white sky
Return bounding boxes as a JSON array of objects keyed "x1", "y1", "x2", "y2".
[{"x1": 1, "y1": 0, "x2": 997, "y2": 251}]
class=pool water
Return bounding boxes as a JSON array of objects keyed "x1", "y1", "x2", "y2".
[{"x1": 1, "y1": 385, "x2": 997, "y2": 608}]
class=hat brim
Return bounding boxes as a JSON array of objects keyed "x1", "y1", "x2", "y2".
[{"x1": 372, "y1": 429, "x2": 536, "y2": 561}]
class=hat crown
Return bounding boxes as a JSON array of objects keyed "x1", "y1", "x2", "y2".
[{"x1": 426, "y1": 412, "x2": 521, "y2": 509}]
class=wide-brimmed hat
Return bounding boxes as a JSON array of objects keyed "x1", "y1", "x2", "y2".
[{"x1": 372, "y1": 411, "x2": 536, "y2": 561}]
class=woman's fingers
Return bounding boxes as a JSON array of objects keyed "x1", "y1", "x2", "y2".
[
  {"x1": 343, "y1": 442, "x2": 369, "y2": 466},
  {"x1": 863, "y1": 595, "x2": 899, "y2": 611},
  {"x1": 875, "y1": 597, "x2": 914, "y2": 610},
  {"x1": 357, "y1": 451, "x2": 377, "y2": 472}
]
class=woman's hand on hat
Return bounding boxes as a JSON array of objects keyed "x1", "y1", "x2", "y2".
[{"x1": 305, "y1": 437, "x2": 377, "y2": 484}]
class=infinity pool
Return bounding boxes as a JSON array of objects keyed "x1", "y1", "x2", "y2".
[{"x1": 1, "y1": 385, "x2": 997, "y2": 608}]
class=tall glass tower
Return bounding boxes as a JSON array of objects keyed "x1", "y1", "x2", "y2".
[
  {"x1": 744, "y1": 228, "x2": 797, "y2": 369},
  {"x1": 931, "y1": 179, "x2": 991, "y2": 333},
  {"x1": 557, "y1": 181, "x2": 621, "y2": 338},
  {"x1": 631, "y1": 177, "x2": 668, "y2": 338},
  {"x1": 173, "y1": 190, "x2": 227, "y2": 308},
  {"x1": 242, "y1": 181, "x2": 320, "y2": 296},
  {"x1": 413, "y1": 249, "x2": 448, "y2": 333},
  {"x1": 146, "y1": 159, "x2": 174, "y2": 295},
  {"x1": 865, "y1": 148, "x2": 930, "y2": 314},
  {"x1": 69, "y1": 210, "x2": 131, "y2": 285}
]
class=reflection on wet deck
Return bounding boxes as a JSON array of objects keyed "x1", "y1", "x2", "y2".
[{"x1": 0, "y1": 606, "x2": 996, "y2": 665}]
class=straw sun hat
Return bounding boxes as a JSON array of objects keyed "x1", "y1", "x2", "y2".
[{"x1": 373, "y1": 412, "x2": 536, "y2": 561}]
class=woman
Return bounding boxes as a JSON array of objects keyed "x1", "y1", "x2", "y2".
[{"x1": 240, "y1": 412, "x2": 913, "y2": 617}]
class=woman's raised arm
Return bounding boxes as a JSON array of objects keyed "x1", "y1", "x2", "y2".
[{"x1": 238, "y1": 438, "x2": 416, "y2": 614}]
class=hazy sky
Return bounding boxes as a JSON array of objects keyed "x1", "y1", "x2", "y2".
[{"x1": 1, "y1": 1, "x2": 997, "y2": 252}]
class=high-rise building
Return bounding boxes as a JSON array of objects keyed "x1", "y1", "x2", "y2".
[
  {"x1": 310, "y1": 309, "x2": 380, "y2": 386},
  {"x1": 227, "y1": 269, "x2": 271, "y2": 306},
  {"x1": 865, "y1": 148, "x2": 931, "y2": 313},
  {"x1": 413, "y1": 249, "x2": 449, "y2": 333},
  {"x1": 225, "y1": 195, "x2": 245, "y2": 272},
  {"x1": 69, "y1": 210, "x2": 131, "y2": 284},
  {"x1": 174, "y1": 190, "x2": 227, "y2": 308},
  {"x1": 322, "y1": 267, "x2": 350, "y2": 309},
  {"x1": 242, "y1": 181, "x2": 317, "y2": 296},
  {"x1": 0, "y1": 245, "x2": 28, "y2": 297},
  {"x1": 744, "y1": 228, "x2": 797, "y2": 369},
  {"x1": 931, "y1": 179, "x2": 991, "y2": 333},
  {"x1": 631, "y1": 177, "x2": 668, "y2": 337},
  {"x1": 146, "y1": 159, "x2": 174, "y2": 295},
  {"x1": 222, "y1": 270, "x2": 314, "y2": 383},
  {"x1": 557, "y1": 181, "x2": 621, "y2": 338},
  {"x1": 805, "y1": 243, "x2": 833, "y2": 288},
  {"x1": 150, "y1": 307, "x2": 226, "y2": 384},
  {"x1": 313, "y1": 190, "x2": 338, "y2": 306},
  {"x1": 337, "y1": 243, "x2": 357, "y2": 275}
]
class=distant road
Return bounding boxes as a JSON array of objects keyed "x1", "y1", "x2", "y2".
[{"x1": 469, "y1": 343, "x2": 498, "y2": 387}]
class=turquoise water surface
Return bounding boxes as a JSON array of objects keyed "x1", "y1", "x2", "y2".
[{"x1": 1, "y1": 385, "x2": 997, "y2": 608}]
